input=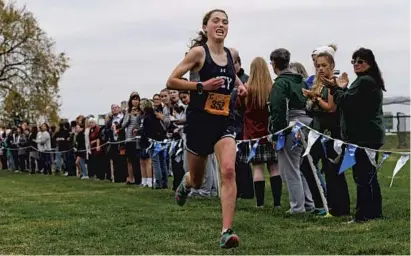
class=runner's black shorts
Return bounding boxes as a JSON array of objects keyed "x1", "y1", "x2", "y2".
[{"x1": 184, "y1": 111, "x2": 236, "y2": 156}]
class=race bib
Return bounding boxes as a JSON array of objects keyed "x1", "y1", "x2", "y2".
[{"x1": 204, "y1": 92, "x2": 230, "y2": 116}]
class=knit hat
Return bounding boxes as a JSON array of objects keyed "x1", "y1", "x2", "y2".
[{"x1": 312, "y1": 46, "x2": 336, "y2": 57}]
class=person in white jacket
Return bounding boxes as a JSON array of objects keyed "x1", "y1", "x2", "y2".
[{"x1": 37, "y1": 123, "x2": 52, "y2": 175}]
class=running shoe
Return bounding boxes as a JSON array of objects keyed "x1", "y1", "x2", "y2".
[
  {"x1": 220, "y1": 229, "x2": 239, "y2": 249},
  {"x1": 175, "y1": 172, "x2": 190, "y2": 206}
]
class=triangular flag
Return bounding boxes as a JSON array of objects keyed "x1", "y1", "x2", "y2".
[
  {"x1": 169, "y1": 140, "x2": 177, "y2": 155},
  {"x1": 291, "y1": 122, "x2": 303, "y2": 150},
  {"x1": 390, "y1": 154, "x2": 410, "y2": 187},
  {"x1": 146, "y1": 139, "x2": 154, "y2": 153},
  {"x1": 163, "y1": 143, "x2": 169, "y2": 158},
  {"x1": 152, "y1": 142, "x2": 162, "y2": 157},
  {"x1": 377, "y1": 152, "x2": 391, "y2": 170},
  {"x1": 291, "y1": 124, "x2": 301, "y2": 135},
  {"x1": 334, "y1": 140, "x2": 344, "y2": 155},
  {"x1": 320, "y1": 136, "x2": 329, "y2": 158},
  {"x1": 175, "y1": 154, "x2": 182, "y2": 163},
  {"x1": 339, "y1": 144, "x2": 357, "y2": 174},
  {"x1": 236, "y1": 141, "x2": 242, "y2": 153},
  {"x1": 247, "y1": 139, "x2": 260, "y2": 163},
  {"x1": 303, "y1": 130, "x2": 320, "y2": 157},
  {"x1": 276, "y1": 133, "x2": 285, "y2": 151},
  {"x1": 175, "y1": 140, "x2": 183, "y2": 156},
  {"x1": 365, "y1": 148, "x2": 377, "y2": 167}
]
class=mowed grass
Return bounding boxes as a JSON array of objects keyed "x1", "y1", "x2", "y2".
[{"x1": 0, "y1": 158, "x2": 409, "y2": 255}]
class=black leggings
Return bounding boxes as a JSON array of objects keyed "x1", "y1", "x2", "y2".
[{"x1": 300, "y1": 139, "x2": 350, "y2": 216}]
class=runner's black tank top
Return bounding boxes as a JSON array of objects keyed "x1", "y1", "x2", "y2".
[{"x1": 187, "y1": 44, "x2": 236, "y2": 116}]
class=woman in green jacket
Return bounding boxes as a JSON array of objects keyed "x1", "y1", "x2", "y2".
[{"x1": 323, "y1": 47, "x2": 385, "y2": 223}]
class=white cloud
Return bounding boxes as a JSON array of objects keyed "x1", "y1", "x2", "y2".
[{"x1": 16, "y1": 0, "x2": 411, "y2": 119}]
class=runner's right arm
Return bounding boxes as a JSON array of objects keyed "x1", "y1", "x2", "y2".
[{"x1": 167, "y1": 47, "x2": 203, "y2": 90}]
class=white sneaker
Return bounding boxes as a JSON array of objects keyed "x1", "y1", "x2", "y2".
[
  {"x1": 63, "y1": 172, "x2": 69, "y2": 176},
  {"x1": 146, "y1": 178, "x2": 153, "y2": 188},
  {"x1": 81, "y1": 176, "x2": 89, "y2": 180}
]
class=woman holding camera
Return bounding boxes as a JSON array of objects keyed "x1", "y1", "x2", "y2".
[{"x1": 302, "y1": 51, "x2": 350, "y2": 217}]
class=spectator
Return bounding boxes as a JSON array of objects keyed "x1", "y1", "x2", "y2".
[
  {"x1": 237, "y1": 57, "x2": 282, "y2": 208},
  {"x1": 230, "y1": 48, "x2": 254, "y2": 200},
  {"x1": 140, "y1": 98, "x2": 167, "y2": 189},
  {"x1": 37, "y1": 123, "x2": 52, "y2": 175},
  {"x1": 28, "y1": 126, "x2": 39, "y2": 174},
  {"x1": 88, "y1": 117, "x2": 106, "y2": 180},
  {"x1": 122, "y1": 92, "x2": 142, "y2": 185},
  {"x1": 268, "y1": 48, "x2": 314, "y2": 214},
  {"x1": 16, "y1": 126, "x2": 28, "y2": 172},
  {"x1": 301, "y1": 52, "x2": 350, "y2": 216},
  {"x1": 55, "y1": 122, "x2": 71, "y2": 176},
  {"x1": 323, "y1": 47, "x2": 385, "y2": 223},
  {"x1": 74, "y1": 123, "x2": 88, "y2": 179},
  {"x1": 104, "y1": 104, "x2": 125, "y2": 182}
]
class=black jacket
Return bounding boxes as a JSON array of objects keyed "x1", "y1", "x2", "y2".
[{"x1": 139, "y1": 109, "x2": 166, "y2": 148}]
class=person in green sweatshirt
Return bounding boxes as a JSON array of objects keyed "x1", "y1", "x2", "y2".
[
  {"x1": 268, "y1": 48, "x2": 315, "y2": 214},
  {"x1": 322, "y1": 47, "x2": 385, "y2": 223}
]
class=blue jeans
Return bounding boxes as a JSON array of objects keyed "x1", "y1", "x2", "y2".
[
  {"x1": 55, "y1": 152, "x2": 62, "y2": 172},
  {"x1": 151, "y1": 150, "x2": 168, "y2": 187},
  {"x1": 78, "y1": 157, "x2": 88, "y2": 177},
  {"x1": 63, "y1": 151, "x2": 76, "y2": 175},
  {"x1": 7, "y1": 152, "x2": 15, "y2": 171},
  {"x1": 40, "y1": 152, "x2": 52, "y2": 174}
]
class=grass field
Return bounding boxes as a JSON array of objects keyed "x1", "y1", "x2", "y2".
[{"x1": 0, "y1": 155, "x2": 409, "y2": 255}]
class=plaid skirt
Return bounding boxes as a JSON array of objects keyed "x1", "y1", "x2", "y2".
[{"x1": 238, "y1": 141, "x2": 277, "y2": 164}]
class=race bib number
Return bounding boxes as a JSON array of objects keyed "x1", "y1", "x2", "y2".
[{"x1": 204, "y1": 92, "x2": 230, "y2": 116}]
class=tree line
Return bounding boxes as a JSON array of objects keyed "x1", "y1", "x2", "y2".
[{"x1": 0, "y1": 0, "x2": 69, "y2": 126}]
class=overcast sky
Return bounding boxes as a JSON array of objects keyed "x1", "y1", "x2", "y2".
[{"x1": 19, "y1": 0, "x2": 410, "y2": 120}]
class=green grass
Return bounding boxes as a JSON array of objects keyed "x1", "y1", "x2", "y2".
[
  {"x1": 383, "y1": 133, "x2": 410, "y2": 151},
  {"x1": 0, "y1": 158, "x2": 409, "y2": 255}
]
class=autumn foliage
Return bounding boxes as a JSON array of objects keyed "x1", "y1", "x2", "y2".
[{"x1": 0, "y1": 0, "x2": 69, "y2": 126}]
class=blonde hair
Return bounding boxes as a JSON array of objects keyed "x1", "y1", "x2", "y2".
[
  {"x1": 245, "y1": 57, "x2": 272, "y2": 109},
  {"x1": 312, "y1": 52, "x2": 336, "y2": 96},
  {"x1": 140, "y1": 98, "x2": 153, "y2": 113}
]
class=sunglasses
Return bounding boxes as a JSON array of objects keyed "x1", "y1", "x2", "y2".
[{"x1": 351, "y1": 59, "x2": 365, "y2": 65}]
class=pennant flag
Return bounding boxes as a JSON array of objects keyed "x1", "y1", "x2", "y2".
[
  {"x1": 390, "y1": 154, "x2": 410, "y2": 187},
  {"x1": 152, "y1": 142, "x2": 162, "y2": 157},
  {"x1": 175, "y1": 140, "x2": 183, "y2": 156},
  {"x1": 365, "y1": 148, "x2": 377, "y2": 167},
  {"x1": 163, "y1": 143, "x2": 169, "y2": 158},
  {"x1": 291, "y1": 123, "x2": 302, "y2": 151},
  {"x1": 320, "y1": 136, "x2": 329, "y2": 158},
  {"x1": 175, "y1": 154, "x2": 182, "y2": 163},
  {"x1": 333, "y1": 139, "x2": 344, "y2": 155},
  {"x1": 146, "y1": 140, "x2": 154, "y2": 153},
  {"x1": 303, "y1": 130, "x2": 320, "y2": 157},
  {"x1": 339, "y1": 144, "x2": 357, "y2": 174},
  {"x1": 169, "y1": 140, "x2": 177, "y2": 155},
  {"x1": 236, "y1": 141, "x2": 242, "y2": 153},
  {"x1": 377, "y1": 152, "x2": 391, "y2": 170},
  {"x1": 247, "y1": 139, "x2": 260, "y2": 163},
  {"x1": 291, "y1": 122, "x2": 303, "y2": 148},
  {"x1": 276, "y1": 133, "x2": 285, "y2": 151}
]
